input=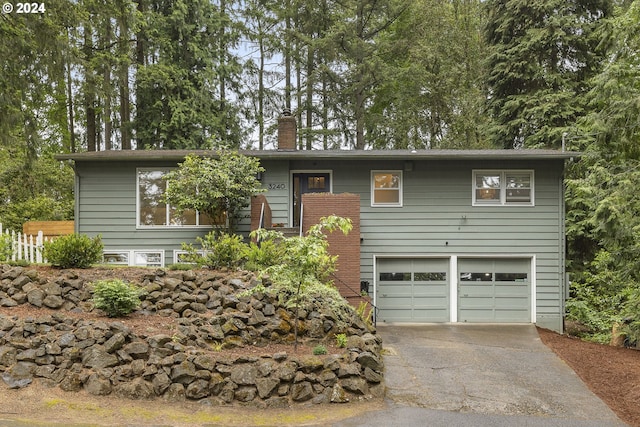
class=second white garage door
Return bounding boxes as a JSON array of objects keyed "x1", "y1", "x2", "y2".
[{"x1": 457, "y1": 258, "x2": 531, "y2": 323}]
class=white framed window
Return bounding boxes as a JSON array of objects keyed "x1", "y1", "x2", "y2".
[
  {"x1": 134, "y1": 250, "x2": 164, "y2": 267},
  {"x1": 137, "y1": 168, "x2": 216, "y2": 228},
  {"x1": 103, "y1": 250, "x2": 165, "y2": 267},
  {"x1": 371, "y1": 170, "x2": 403, "y2": 207},
  {"x1": 472, "y1": 170, "x2": 534, "y2": 206},
  {"x1": 103, "y1": 251, "x2": 130, "y2": 265}
]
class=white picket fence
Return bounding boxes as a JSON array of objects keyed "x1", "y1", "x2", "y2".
[{"x1": 0, "y1": 223, "x2": 51, "y2": 263}]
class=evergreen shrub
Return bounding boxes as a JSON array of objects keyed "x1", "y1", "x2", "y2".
[
  {"x1": 43, "y1": 234, "x2": 103, "y2": 268},
  {"x1": 92, "y1": 279, "x2": 142, "y2": 317}
]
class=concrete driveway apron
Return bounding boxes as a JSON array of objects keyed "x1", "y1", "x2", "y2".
[{"x1": 333, "y1": 324, "x2": 626, "y2": 427}]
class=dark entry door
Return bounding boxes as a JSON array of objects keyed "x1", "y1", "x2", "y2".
[{"x1": 292, "y1": 173, "x2": 331, "y2": 226}]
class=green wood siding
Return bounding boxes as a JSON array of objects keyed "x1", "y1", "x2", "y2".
[
  {"x1": 74, "y1": 156, "x2": 566, "y2": 331},
  {"x1": 256, "y1": 160, "x2": 290, "y2": 226},
  {"x1": 75, "y1": 161, "x2": 217, "y2": 265},
  {"x1": 271, "y1": 158, "x2": 565, "y2": 331}
]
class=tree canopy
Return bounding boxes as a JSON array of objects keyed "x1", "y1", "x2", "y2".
[{"x1": 163, "y1": 152, "x2": 265, "y2": 233}]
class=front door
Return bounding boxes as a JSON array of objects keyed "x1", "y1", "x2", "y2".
[{"x1": 292, "y1": 173, "x2": 331, "y2": 226}]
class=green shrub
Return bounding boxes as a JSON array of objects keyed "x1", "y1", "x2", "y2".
[
  {"x1": 92, "y1": 279, "x2": 142, "y2": 317},
  {"x1": 182, "y1": 232, "x2": 248, "y2": 269},
  {"x1": 0, "y1": 234, "x2": 12, "y2": 262},
  {"x1": 619, "y1": 286, "x2": 640, "y2": 345},
  {"x1": 335, "y1": 333, "x2": 348, "y2": 348},
  {"x1": 168, "y1": 263, "x2": 194, "y2": 271},
  {"x1": 43, "y1": 234, "x2": 103, "y2": 268},
  {"x1": 356, "y1": 301, "x2": 374, "y2": 329},
  {"x1": 243, "y1": 239, "x2": 284, "y2": 271},
  {"x1": 312, "y1": 345, "x2": 327, "y2": 355},
  {"x1": 7, "y1": 259, "x2": 30, "y2": 267}
]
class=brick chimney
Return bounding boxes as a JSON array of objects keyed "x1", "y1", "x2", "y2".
[{"x1": 277, "y1": 108, "x2": 296, "y2": 150}]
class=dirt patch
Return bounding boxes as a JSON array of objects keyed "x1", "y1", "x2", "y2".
[
  {"x1": 0, "y1": 380, "x2": 384, "y2": 426},
  {"x1": 537, "y1": 327, "x2": 640, "y2": 426}
]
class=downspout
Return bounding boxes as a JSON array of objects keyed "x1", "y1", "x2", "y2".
[
  {"x1": 560, "y1": 160, "x2": 568, "y2": 333},
  {"x1": 69, "y1": 160, "x2": 80, "y2": 234}
]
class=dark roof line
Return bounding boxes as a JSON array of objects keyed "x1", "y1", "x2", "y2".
[{"x1": 56, "y1": 149, "x2": 580, "y2": 162}]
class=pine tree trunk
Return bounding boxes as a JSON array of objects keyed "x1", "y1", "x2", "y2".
[
  {"x1": 103, "y1": 19, "x2": 112, "y2": 151},
  {"x1": 84, "y1": 24, "x2": 97, "y2": 152},
  {"x1": 66, "y1": 32, "x2": 76, "y2": 153}
]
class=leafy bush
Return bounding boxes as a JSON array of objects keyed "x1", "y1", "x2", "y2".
[
  {"x1": 182, "y1": 232, "x2": 248, "y2": 269},
  {"x1": 356, "y1": 301, "x2": 374, "y2": 329},
  {"x1": 7, "y1": 259, "x2": 30, "y2": 267},
  {"x1": 251, "y1": 216, "x2": 353, "y2": 347},
  {"x1": 43, "y1": 234, "x2": 103, "y2": 268},
  {"x1": 164, "y1": 152, "x2": 265, "y2": 234},
  {"x1": 619, "y1": 286, "x2": 640, "y2": 345},
  {"x1": 244, "y1": 239, "x2": 284, "y2": 271},
  {"x1": 564, "y1": 244, "x2": 640, "y2": 344},
  {"x1": 0, "y1": 234, "x2": 12, "y2": 262},
  {"x1": 250, "y1": 215, "x2": 352, "y2": 291},
  {"x1": 312, "y1": 345, "x2": 327, "y2": 355},
  {"x1": 92, "y1": 279, "x2": 142, "y2": 317},
  {"x1": 168, "y1": 263, "x2": 194, "y2": 271},
  {"x1": 335, "y1": 333, "x2": 348, "y2": 348}
]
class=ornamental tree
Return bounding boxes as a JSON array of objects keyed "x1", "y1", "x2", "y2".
[{"x1": 164, "y1": 152, "x2": 265, "y2": 234}]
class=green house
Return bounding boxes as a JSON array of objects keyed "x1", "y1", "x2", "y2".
[{"x1": 57, "y1": 120, "x2": 577, "y2": 333}]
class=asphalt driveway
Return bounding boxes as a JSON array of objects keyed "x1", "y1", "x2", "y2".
[{"x1": 333, "y1": 324, "x2": 627, "y2": 427}]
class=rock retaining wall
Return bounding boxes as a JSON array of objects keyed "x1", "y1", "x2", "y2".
[{"x1": 0, "y1": 265, "x2": 384, "y2": 406}]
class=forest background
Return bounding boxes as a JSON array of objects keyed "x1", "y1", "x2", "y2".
[{"x1": 1, "y1": 0, "x2": 639, "y2": 343}]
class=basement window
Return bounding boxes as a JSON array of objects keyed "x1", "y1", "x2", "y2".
[{"x1": 103, "y1": 250, "x2": 165, "y2": 267}]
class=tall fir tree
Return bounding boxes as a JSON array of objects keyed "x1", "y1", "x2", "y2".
[
  {"x1": 134, "y1": 0, "x2": 243, "y2": 149},
  {"x1": 369, "y1": 0, "x2": 489, "y2": 149},
  {"x1": 484, "y1": 0, "x2": 611, "y2": 149}
]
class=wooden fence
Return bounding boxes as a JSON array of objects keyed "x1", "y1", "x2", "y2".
[
  {"x1": 1, "y1": 223, "x2": 52, "y2": 263},
  {"x1": 23, "y1": 220, "x2": 74, "y2": 240}
]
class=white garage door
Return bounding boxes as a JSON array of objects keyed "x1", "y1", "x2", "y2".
[
  {"x1": 376, "y1": 258, "x2": 449, "y2": 322},
  {"x1": 457, "y1": 258, "x2": 531, "y2": 323}
]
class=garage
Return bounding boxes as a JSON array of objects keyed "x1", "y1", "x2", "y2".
[
  {"x1": 457, "y1": 258, "x2": 531, "y2": 323},
  {"x1": 376, "y1": 258, "x2": 449, "y2": 322}
]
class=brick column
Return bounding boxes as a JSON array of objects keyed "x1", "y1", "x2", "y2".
[
  {"x1": 250, "y1": 194, "x2": 272, "y2": 233},
  {"x1": 301, "y1": 193, "x2": 363, "y2": 306}
]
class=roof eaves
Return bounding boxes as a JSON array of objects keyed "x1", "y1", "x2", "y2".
[{"x1": 55, "y1": 149, "x2": 582, "y2": 162}]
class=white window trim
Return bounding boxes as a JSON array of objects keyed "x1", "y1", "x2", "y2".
[
  {"x1": 103, "y1": 249, "x2": 165, "y2": 267},
  {"x1": 136, "y1": 168, "x2": 214, "y2": 229},
  {"x1": 371, "y1": 170, "x2": 403, "y2": 207},
  {"x1": 472, "y1": 169, "x2": 535, "y2": 207}
]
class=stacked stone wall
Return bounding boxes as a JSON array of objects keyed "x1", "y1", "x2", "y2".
[{"x1": 0, "y1": 265, "x2": 383, "y2": 406}]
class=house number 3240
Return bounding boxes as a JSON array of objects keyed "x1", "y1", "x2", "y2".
[{"x1": 268, "y1": 183, "x2": 286, "y2": 190}]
